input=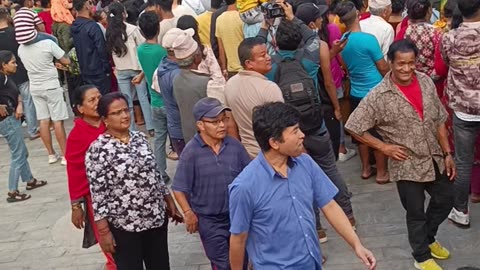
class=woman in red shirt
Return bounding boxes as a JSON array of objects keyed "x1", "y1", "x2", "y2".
[{"x1": 65, "y1": 85, "x2": 117, "y2": 270}]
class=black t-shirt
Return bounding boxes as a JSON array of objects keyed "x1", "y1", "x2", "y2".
[
  {"x1": 0, "y1": 26, "x2": 29, "y2": 85},
  {"x1": 0, "y1": 74, "x2": 20, "y2": 113}
]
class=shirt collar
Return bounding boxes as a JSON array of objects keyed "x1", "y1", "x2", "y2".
[
  {"x1": 193, "y1": 133, "x2": 229, "y2": 148},
  {"x1": 238, "y1": 70, "x2": 269, "y2": 80},
  {"x1": 379, "y1": 71, "x2": 422, "y2": 94},
  {"x1": 257, "y1": 151, "x2": 297, "y2": 179}
]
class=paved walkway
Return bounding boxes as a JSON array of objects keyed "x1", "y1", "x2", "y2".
[{"x1": 1, "y1": 118, "x2": 479, "y2": 270}]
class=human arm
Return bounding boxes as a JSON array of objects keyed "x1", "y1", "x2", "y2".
[
  {"x1": 171, "y1": 150, "x2": 197, "y2": 231},
  {"x1": 15, "y1": 94, "x2": 23, "y2": 119},
  {"x1": 322, "y1": 201, "x2": 376, "y2": 269},
  {"x1": 34, "y1": 13, "x2": 46, "y2": 32},
  {"x1": 437, "y1": 123, "x2": 455, "y2": 180},
  {"x1": 319, "y1": 40, "x2": 341, "y2": 120},
  {"x1": 226, "y1": 111, "x2": 240, "y2": 140},
  {"x1": 367, "y1": 35, "x2": 390, "y2": 76},
  {"x1": 90, "y1": 24, "x2": 111, "y2": 74},
  {"x1": 131, "y1": 71, "x2": 144, "y2": 85},
  {"x1": 172, "y1": 191, "x2": 197, "y2": 232},
  {"x1": 217, "y1": 38, "x2": 228, "y2": 80},
  {"x1": 230, "y1": 232, "x2": 248, "y2": 270}
]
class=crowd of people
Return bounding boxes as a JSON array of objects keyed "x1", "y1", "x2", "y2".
[{"x1": 0, "y1": 0, "x2": 480, "y2": 269}]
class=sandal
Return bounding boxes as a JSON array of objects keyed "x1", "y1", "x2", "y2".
[
  {"x1": 7, "y1": 190, "x2": 31, "y2": 203},
  {"x1": 26, "y1": 178, "x2": 48, "y2": 190},
  {"x1": 167, "y1": 151, "x2": 179, "y2": 161}
]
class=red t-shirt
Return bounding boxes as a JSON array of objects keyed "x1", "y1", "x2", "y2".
[
  {"x1": 38, "y1": 11, "x2": 53, "y2": 34},
  {"x1": 395, "y1": 76, "x2": 424, "y2": 120}
]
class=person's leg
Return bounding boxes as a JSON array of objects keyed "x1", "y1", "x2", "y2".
[
  {"x1": 31, "y1": 90, "x2": 56, "y2": 156},
  {"x1": 373, "y1": 150, "x2": 389, "y2": 182},
  {"x1": 396, "y1": 180, "x2": 432, "y2": 263},
  {"x1": 86, "y1": 195, "x2": 117, "y2": 270},
  {"x1": 358, "y1": 144, "x2": 373, "y2": 177},
  {"x1": 47, "y1": 87, "x2": 69, "y2": 156},
  {"x1": 109, "y1": 226, "x2": 144, "y2": 270},
  {"x1": 303, "y1": 131, "x2": 354, "y2": 219},
  {"x1": 17, "y1": 81, "x2": 39, "y2": 138},
  {"x1": 425, "y1": 160, "x2": 454, "y2": 245},
  {"x1": 142, "y1": 220, "x2": 170, "y2": 270},
  {"x1": 133, "y1": 76, "x2": 153, "y2": 132},
  {"x1": 39, "y1": 119, "x2": 55, "y2": 155},
  {"x1": 0, "y1": 116, "x2": 33, "y2": 192},
  {"x1": 197, "y1": 214, "x2": 234, "y2": 270},
  {"x1": 322, "y1": 106, "x2": 341, "y2": 160},
  {"x1": 151, "y1": 107, "x2": 169, "y2": 181},
  {"x1": 115, "y1": 70, "x2": 136, "y2": 130},
  {"x1": 452, "y1": 114, "x2": 480, "y2": 213}
]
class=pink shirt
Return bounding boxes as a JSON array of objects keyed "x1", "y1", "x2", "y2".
[{"x1": 327, "y1": 23, "x2": 344, "y2": 89}]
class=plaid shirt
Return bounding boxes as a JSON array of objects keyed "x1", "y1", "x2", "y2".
[{"x1": 345, "y1": 72, "x2": 448, "y2": 183}]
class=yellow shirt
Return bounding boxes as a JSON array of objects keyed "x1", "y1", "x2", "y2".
[
  {"x1": 237, "y1": 0, "x2": 267, "y2": 13},
  {"x1": 196, "y1": 11, "x2": 212, "y2": 47},
  {"x1": 333, "y1": 15, "x2": 347, "y2": 34},
  {"x1": 215, "y1": 10, "x2": 244, "y2": 72}
]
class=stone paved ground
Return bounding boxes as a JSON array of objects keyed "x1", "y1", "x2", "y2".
[{"x1": 1, "y1": 118, "x2": 480, "y2": 270}]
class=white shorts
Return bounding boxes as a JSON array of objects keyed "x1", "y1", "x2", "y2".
[{"x1": 30, "y1": 87, "x2": 69, "y2": 121}]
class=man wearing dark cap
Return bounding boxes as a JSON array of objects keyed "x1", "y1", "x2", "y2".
[{"x1": 172, "y1": 97, "x2": 250, "y2": 270}]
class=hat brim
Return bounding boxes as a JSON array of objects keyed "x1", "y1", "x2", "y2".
[{"x1": 200, "y1": 105, "x2": 232, "y2": 120}]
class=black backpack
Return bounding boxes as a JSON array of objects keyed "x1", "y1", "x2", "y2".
[{"x1": 272, "y1": 50, "x2": 323, "y2": 133}]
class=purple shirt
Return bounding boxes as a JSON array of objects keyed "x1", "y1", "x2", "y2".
[
  {"x1": 172, "y1": 134, "x2": 251, "y2": 216},
  {"x1": 327, "y1": 23, "x2": 344, "y2": 89}
]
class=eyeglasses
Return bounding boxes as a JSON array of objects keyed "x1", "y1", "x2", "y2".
[
  {"x1": 108, "y1": 107, "x2": 132, "y2": 116},
  {"x1": 202, "y1": 116, "x2": 229, "y2": 126}
]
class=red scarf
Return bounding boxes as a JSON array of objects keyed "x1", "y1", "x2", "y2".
[
  {"x1": 395, "y1": 17, "x2": 409, "y2": 41},
  {"x1": 65, "y1": 118, "x2": 106, "y2": 202}
]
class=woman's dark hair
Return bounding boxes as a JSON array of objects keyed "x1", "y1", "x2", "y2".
[
  {"x1": 72, "y1": 84, "x2": 98, "y2": 108},
  {"x1": 387, "y1": 39, "x2": 419, "y2": 62},
  {"x1": 451, "y1": 6, "x2": 463, "y2": 29},
  {"x1": 406, "y1": 0, "x2": 431, "y2": 20},
  {"x1": 106, "y1": 2, "x2": 128, "y2": 57},
  {"x1": 177, "y1": 15, "x2": 205, "y2": 56},
  {"x1": 73, "y1": 0, "x2": 87, "y2": 11},
  {"x1": 138, "y1": 11, "x2": 159, "y2": 40},
  {"x1": 318, "y1": 10, "x2": 330, "y2": 45},
  {"x1": 97, "y1": 92, "x2": 129, "y2": 118},
  {"x1": 211, "y1": 0, "x2": 222, "y2": 9},
  {"x1": 40, "y1": 0, "x2": 49, "y2": 8},
  {"x1": 225, "y1": 0, "x2": 235, "y2": 6},
  {"x1": 457, "y1": 0, "x2": 480, "y2": 19},
  {"x1": 0, "y1": 50, "x2": 14, "y2": 72},
  {"x1": 276, "y1": 19, "x2": 302, "y2": 51},
  {"x1": 391, "y1": 0, "x2": 405, "y2": 14},
  {"x1": 101, "y1": 0, "x2": 114, "y2": 8},
  {"x1": 252, "y1": 102, "x2": 301, "y2": 152},
  {"x1": 443, "y1": 0, "x2": 456, "y2": 18},
  {"x1": 238, "y1": 37, "x2": 265, "y2": 68}
]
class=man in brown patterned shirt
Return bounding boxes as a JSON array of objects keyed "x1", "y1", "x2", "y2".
[
  {"x1": 440, "y1": 0, "x2": 480, "y2": 228},
  {"x1": 345, "y1": 40, "x2": 456, "y2": 270}
]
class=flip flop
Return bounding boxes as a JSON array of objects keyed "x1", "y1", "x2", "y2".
[
  {"x1": 375, "y1": 179, "x2": 391, "y2": 185},
  {"x1": 361, "y1": 168, "x2": 377, "y2": 180}
]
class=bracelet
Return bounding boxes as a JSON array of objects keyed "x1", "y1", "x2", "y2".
[
  {"x1": 443, "y1": 151, "x2": 453, "y2": 158},
  {"x1": 183, "y1": 209, "x2": 192, "y2": 215},
  {"x1": 71, "y1": 203, "x2": 82, "y2": 210}
]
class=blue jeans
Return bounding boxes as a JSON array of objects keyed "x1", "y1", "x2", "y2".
[
  {"x1": 24, "y1": 32, "x2": 58, "y2": 45},
  {"x1": 0, "y1": 116, "x2": 34, "y2": 191},
  {"x1": 116, "y1": 70, "x2": 153, "y2": 131},
  {"x1": 453, "y1": 114, "x2": 480, "y2": 212},
  {"x1": 17, "y1": 81, "x2": 38, "y2": 137},
  {"x1": 151, "y1": 107, "x2": 168, "y2": 179}
]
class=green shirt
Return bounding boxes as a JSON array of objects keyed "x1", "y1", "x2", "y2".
[{"x1": 137, "y1": 43, "x2": 167, "y2": 108}]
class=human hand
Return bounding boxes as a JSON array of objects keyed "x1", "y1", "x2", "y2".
[
  {"x1": 334, "y1": 108, "x2": 342, "y2": 121},
  {"x1": 15, "y1": 104, "x2": 23, "y2": 119},
  {"x1": 331, "y1": 38, "x2": 348, "y2": 55},
  {"x1": 71, "y1": 206, "x2": 85, "y2": 229},
  {"x1": 131, "y1": 74, "x2": 142, "y2": 85},
  {"x1": 444, "y1": 154, "x2": 456, "y2": 181},
  {"x1": 277, "y1": 1, "x2": 294, "y2": 21},
  {"x1": 354, "y1": 244, "x2": 376, "y2": 270},
  {"x1": 184, "y1": 210, "x2": 198, "y2": 234},
  {"x1": 0, "y1": 105, "x2": 9, "y2": 117},
  {"x1": 98, "y1": 227, "x2": 116, "y2": 253},
  {"x1": 380, "y1": 144, "x2": 408, "y2": 161}
]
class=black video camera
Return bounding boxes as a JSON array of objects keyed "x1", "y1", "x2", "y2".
[{"x1": 261, "y1": 2, "x2": 285, "y2": 19}]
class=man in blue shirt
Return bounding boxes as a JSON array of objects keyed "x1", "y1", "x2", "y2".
[
  {"x1": 172, "y1": 97, "x2": 250, "y2": 270},
  {"x1": 257, "y1": 2, "x2": 356, "y2": 242},
  {"x1": 229, "y1": 102, "x2": 376, "y2": 270}
]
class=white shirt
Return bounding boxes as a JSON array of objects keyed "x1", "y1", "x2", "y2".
[
  {"x1": 181, "y1": 0, "x2": 206, "y2": 15},
  {"x1": 18, "y1": 40, "x2": 65, "y2": 91},
  {"x1": 172, "y1": 5, "x2": 197, "y2": 18},
  {"x1": 360, "y1": 15, "x2": 394, "y2": 58},
  {"x1": 455, "y1": 111, "x2": 480, "y2": 122},
  {"x1": 112, "y1": 23, "x2": 145, "y2": 71},
  {"x1": 158, "y1": 17, "x2": 177, "y2": 46}
]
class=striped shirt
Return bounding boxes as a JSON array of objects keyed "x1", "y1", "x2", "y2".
[{"x1": 13, "y1": 8, "x2": 43, "y2": 44}]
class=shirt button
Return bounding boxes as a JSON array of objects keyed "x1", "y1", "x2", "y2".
[
  {"x1": 299, "y1": 216, "x2": 303, "y2": 219},
  {"x1": 310, "y1": 252, "x2": 314, "y2": 256},
  {"x1": 292, "y1": 196, "x2": 296, "y2": 199},
  {"x1": 305, "y1": 234, "x2": 308, "y2": 237}
]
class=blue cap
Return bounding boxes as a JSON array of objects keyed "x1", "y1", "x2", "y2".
[{"x1": 193, "y1": 97, "x2": 231, "y2": 121}]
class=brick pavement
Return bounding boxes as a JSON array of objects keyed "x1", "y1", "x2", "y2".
[{"x1": 0, "y1": 118, "x2": 479, "y2": 270}]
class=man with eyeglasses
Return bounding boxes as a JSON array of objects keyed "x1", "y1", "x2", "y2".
[{"x1": 172, "y1": 97, "x2": 251, "y2": 270}]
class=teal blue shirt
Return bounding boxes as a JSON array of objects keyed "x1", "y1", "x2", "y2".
[{"x1": 137, "y1": 43, "x2": 167, "y2": 108}]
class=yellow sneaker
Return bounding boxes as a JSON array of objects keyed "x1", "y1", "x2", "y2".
[
  {"x1": 429, "y1": 241, "x2": 450, "y2": 260},
  {"x1": 414, "y1": 259, "x2": 443, "y2": 270}
]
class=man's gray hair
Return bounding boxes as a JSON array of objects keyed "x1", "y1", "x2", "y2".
[
  {"x1": 176, "y1": 47, "x2": 200, "y2": 67},
  {"x1": 370, "y1": 6, "x2": 389, "y2": 16}
]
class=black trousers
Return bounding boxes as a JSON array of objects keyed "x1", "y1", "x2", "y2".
[
  {"x1": 321, "y1": 105, "x2": 341, "y2": 160},
  {"x1": 110, "y1": 220, "x2": 170, "y2": 270},
  {"x1": 82, "y1": 74, "x2": 112, "y2": 95},
  {"x1": 396, "y1": 160, "x2": 453, "y2": 263}
]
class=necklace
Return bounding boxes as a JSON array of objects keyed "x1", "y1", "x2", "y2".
[{"x1": 108, "y1": 132, "x2": 130, "y2": 144}]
